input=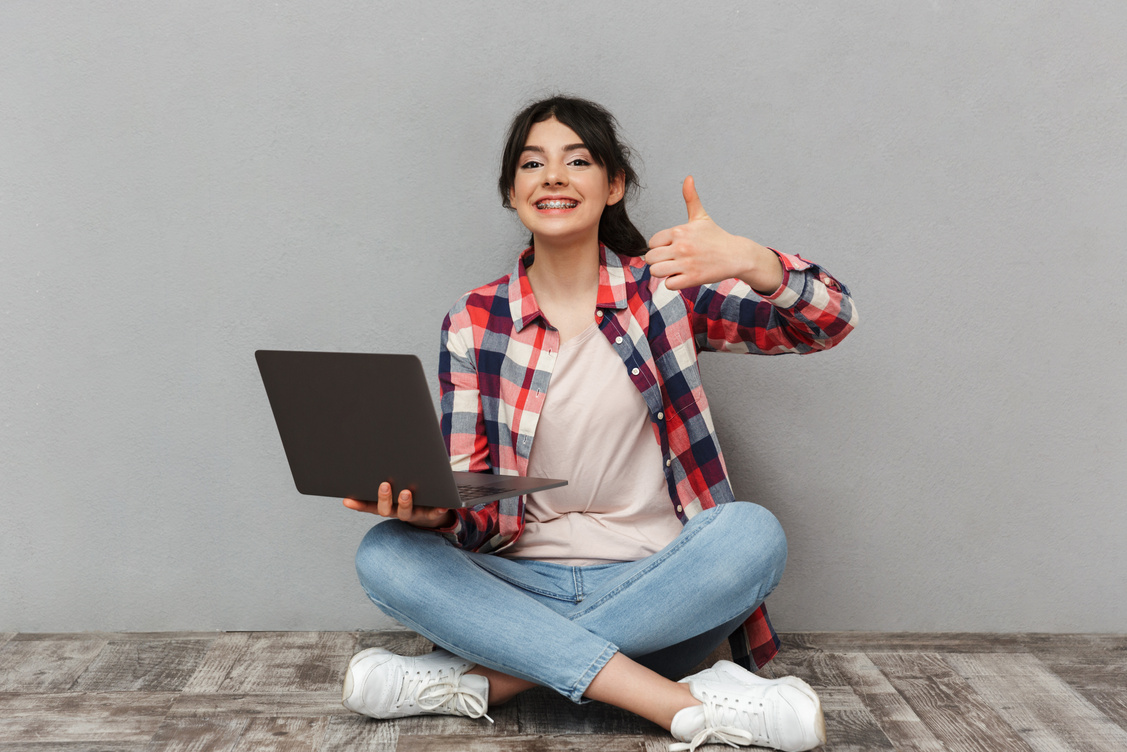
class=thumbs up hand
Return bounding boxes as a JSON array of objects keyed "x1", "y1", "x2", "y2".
[{"x1": 646, "y1": 176, "x2": 784, "y2": 294}]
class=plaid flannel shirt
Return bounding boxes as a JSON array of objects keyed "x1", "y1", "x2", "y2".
[{"x1": 436, "y1": 244, "x2": 857, "y2": 670}]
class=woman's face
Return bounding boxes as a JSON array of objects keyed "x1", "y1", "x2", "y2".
[{"x1": 510, "y1": 117, "x2": 624, "y2": 249}]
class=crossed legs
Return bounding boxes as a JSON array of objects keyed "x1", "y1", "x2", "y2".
[{"x1": 353, "y1": 501, "x2": 787, "y2": 727}]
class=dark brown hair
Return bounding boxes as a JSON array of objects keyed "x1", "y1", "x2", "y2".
[{"x1": 498, "y1": 96, "x2": 647, "y2": 256}]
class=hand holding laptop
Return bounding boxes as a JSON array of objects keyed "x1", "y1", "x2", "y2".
[{"x1": 343, "y1": 482, "x2": 454, "y2": 529}]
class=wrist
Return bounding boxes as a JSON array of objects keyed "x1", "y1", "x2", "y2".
[
  {"x1": 426, "y1": 510, "x2": 457, "y2": 530},
  {"x1": 736, "y1": 239, "x2": 785, "y2": 295}
]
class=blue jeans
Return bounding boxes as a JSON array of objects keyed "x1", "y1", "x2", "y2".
[{"x1": 355, "y1": 501, "x2": 786, "y2": 703}]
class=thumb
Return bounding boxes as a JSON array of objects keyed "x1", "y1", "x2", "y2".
[{"x1": 683, "y1": 175, "x2": 709, "y2": 221}]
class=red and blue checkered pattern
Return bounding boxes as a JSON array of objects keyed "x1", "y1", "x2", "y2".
[{"x1": 435, "y1": 245, "x2": 857, "y2": 670}]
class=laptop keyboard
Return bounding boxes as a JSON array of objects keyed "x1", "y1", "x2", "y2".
[{"x1": 456, "y1": 483, "x2": 516, "y2": 500}]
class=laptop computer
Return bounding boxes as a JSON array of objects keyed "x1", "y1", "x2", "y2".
[{"x1": 255, "y1": 350, "x2": 567, "y2": 508}]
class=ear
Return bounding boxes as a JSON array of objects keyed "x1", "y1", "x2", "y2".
[{"x1": 606, "y1": 170, "x2": 626, "y2": 207}]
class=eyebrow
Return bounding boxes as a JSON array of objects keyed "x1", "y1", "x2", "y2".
[{"x1": 520, "y1": 143, "x2": 588, "y2": 154}]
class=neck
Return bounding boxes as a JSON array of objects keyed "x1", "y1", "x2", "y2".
[{"x1": 526, "y1": 234, "x2": 601, "y2": 302}]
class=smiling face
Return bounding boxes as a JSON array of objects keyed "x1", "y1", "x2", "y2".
[{"x1": 509, "y1": 117, "x2": 625, "y2": 251}]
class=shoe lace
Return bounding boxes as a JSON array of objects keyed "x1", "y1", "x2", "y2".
[
  {"x1": 397, "y1": 667, "x2": 494, "y2": 723},
  {"x1": 668, "y1": 690, "x2": 769, "y2": 752}
]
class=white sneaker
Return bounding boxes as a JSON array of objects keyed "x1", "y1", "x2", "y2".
[
  {"x1": 342, "y1": 647, "x2": 492, "y2": 722},
  {"x1": 669, "y1": 661, "x2": 825, "y2": 752}
]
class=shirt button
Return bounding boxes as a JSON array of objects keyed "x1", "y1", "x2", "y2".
[
  {"x1": 665, "y1": 459, "x2": 672, "y2": 467},
  {"x1": 596, "y1": 310, "x2": 603, "y2": 317},
  {"x1": 615, "y1": 336, "x2": 623, "y2": 344},
  {"x1": 676, "y1": 504, "x2": 683, "y2": 513},
  {"x1": 631, "y1": 367, "x2": 640, "y2": 376},
  {"x1": 657, "y1": 411, "x2": 664, "y2": 420}
]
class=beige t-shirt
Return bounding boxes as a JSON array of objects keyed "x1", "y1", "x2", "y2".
[{"x1": 500, "y1": 321, "x2": 683, "y2": 565}]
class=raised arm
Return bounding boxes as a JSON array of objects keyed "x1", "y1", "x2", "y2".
[{"x1": 645, "y1": 176, "x2": 858, "y2": 354}]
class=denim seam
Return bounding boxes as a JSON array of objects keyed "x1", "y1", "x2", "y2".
[
  {"x1": 567, "y1": 504, "x2": 719, "y2": 620},
  {"x1": 568, "y1": 642, "x2": 619, "y2": 703},
  {"x1": 467, "y1": 558, "x2": 576, "y2": 602}
]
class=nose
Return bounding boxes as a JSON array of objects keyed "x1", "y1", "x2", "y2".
[{"x1": 543, "y1": 160, "x2": 568, "y2": 186}]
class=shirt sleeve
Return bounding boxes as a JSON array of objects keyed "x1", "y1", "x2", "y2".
[
  {"x1": 434, "y1": 296, "x2": 503, "y2": 550},
  {"x1": 680, "y1": 249, "x2": 859, "y2": 355}
]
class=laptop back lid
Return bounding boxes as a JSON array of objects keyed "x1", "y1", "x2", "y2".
[{"x1": 255, "y1": 350, "x2": 565, "y2": 507}]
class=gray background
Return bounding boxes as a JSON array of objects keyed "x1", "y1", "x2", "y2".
[{"x1": 3, "y1": 1, "x2": 1124, "y2": 633}]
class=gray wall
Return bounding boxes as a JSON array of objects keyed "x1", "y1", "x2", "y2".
[{"x1": 3, "y1": 1, "x2": 1124, "y2": 633}]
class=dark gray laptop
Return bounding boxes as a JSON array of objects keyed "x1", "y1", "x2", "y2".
[{"x1": 255, "y1": 350, "x2": 567, "y2": 508}]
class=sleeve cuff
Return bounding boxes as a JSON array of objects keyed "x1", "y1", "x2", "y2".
[
  {"x1": 432, "y1": 514, "x2": 463, "y2": 538},
  {"x1": 760, "y1": 249, "x2": 809, "y2": 307}
]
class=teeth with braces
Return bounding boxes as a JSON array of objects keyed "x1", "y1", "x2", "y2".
[{"x1": 537, "y1": 200, "x2": 578, "y2": 209}]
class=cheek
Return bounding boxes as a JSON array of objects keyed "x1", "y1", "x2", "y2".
[{"x1": 512, "y1": 173, "x2": 538, "y2": 200}]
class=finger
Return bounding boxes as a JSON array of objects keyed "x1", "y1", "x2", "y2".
[
  {"x1": 344, "y1": 497, "x2": 378, "y2": 514},
  {"x1": 648, "y1": 228, "x2": 673, "y2": 250},
  {"x1": 396, "y1": 490, "x2": 413, "y2": 522},
  {"x1": 377, "y1": 482, "x2": 394, "y2": 517},
  {"x1": 683, "y1": 176, "x2": 708, "y2": 221},
  {"x1": 648, "y1": 258, "x2": 677, "y2": 279},
  {"x1": 663, "y1": 273, "x2": 689, "y2": 291},
  {"x1": 643, "y1": 246, "x2": 668, "y2": 267}
]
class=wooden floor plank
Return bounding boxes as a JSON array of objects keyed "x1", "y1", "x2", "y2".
[
  {"x1": 231, "y1": 717, "x2": 326, "y2": 752},
  {"x1": 183, "y1": 632, "x2": 355, "y2": 694},
  {"x1": 823, "y1": 710, "x2": 896, "y2": 752},
  {"x1": 1022, "y1": 635, "x2": 1127, "y2": 729},
  {"x1": 182, "y1": 633, "x2": 251, "y2": 693},
  {"x1": 143, "y1": 717, "x2": 249, "y2": 752},
  {"x1": 0, "y1": 691, "x2": 176, "y2": 743},
  {"x1": 831, "y1": 653, "x2": 947, "y2": 752},
  {"x1": 0, "y1": 634, "x2": 109, "y2": 692},
  {"x1": 396, "y1": 734, "x2": 647, "y2": 751},
  {"x1": 0, "y1": 744, "x2": 146, "y2": 752},
  {"x1": 945, "y1": 652, "x2": 1127, "y2": 752},
  {"x1": 1080, "y1": 691, "x2": 1127, "y2": 734},
  {"x1": 869, "y1": 652, "x2": 1036, "y2": 752},
  {"x1": 317, "y1": 715, "x2": 399, "y2": 752},
  {"x1": 354, "y1": 630, "x2": 434, "y2": 657},
  {"x1": 760, "y1": 644, "x2": 852, "y2": 687},
  {"x1": 168, "y1": 691, "x2": 347, "y2": 717},
  {"x1": 786, "y1": 632, "x2": 1032, "y2": 654},
  {"x1": 1019, "y1": 634, "x2": 1127, "y2": 653},
  {"x1": 6, "y1": 632, "x2": 216, "y2": 642},
  {"x1": 72, "y1": 637, "x2": 214, "y2": 692}
]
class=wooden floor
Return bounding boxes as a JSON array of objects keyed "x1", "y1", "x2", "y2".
[{"x1": 0, "y1": 631, "x2": 1124, "y2": 751}]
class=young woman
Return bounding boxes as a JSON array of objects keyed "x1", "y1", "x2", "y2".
[{"x1": 341, "y1": 96, "x2": 857, "y2": 752}]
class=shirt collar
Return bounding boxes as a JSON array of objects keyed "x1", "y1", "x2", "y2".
[{"x1": 508, "y1": 245, "x2": 631, "y2": 332}]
